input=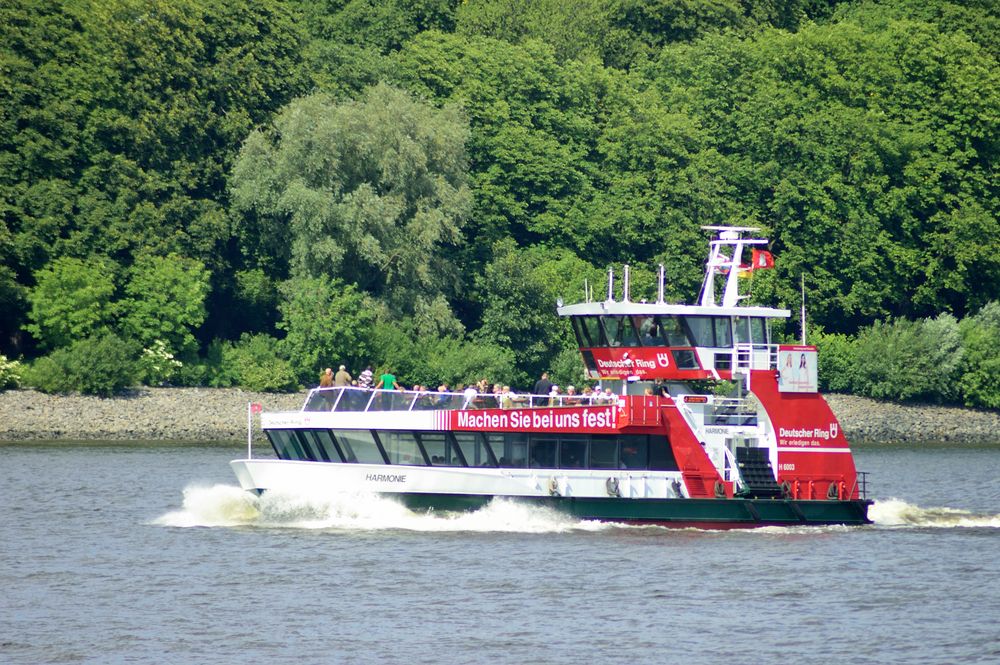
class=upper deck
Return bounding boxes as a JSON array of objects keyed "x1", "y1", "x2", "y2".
[{"x1": 557, "y1": 226, "x2": 794, "y2": 381}]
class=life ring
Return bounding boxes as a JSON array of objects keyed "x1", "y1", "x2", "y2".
[
  {"x1": 714, "y1": 480, "x2": 726, "y2": 499},
  {"x1": 780, "y1": 480, "x2": 792, "y2": 498},
  {"x1": 827, "y1": 481, "x2": 839, "y2": 500},
  {"x1": 606, "y1": 477, "x2": 621, "y2": 497},
  {"x1": 548, "y1": 477, "x2": 560, "y2": 496}
]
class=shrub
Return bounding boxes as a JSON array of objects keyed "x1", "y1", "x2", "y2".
[
  {"x1": 851, "y1": 315, "x2": 962, "y2": 402},
  {"x1": 0, "y1": 354, "x2": 23, "y2": 390},
  {"x1": 958, "y1": 302, "x2": 1000, "y2": 409},
  {"x1": 809, "y1": 328, "x2": 856, "y2": 393},
  {"x1": 225, "y1": 334, "x2": 299, "y2": 392},
  {"x1": 24, "y1": 333, "x2": 140, "y2": 396},
  {"x1": 137, "y1": 340, "x2": 183, "y2": 386}
]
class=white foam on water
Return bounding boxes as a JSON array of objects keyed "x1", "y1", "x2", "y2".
[
  {"x1": 870, "y1": 498, "x2": 1000, "y2": 528},
  {"x1": 154, "y1": 484, "x2": 611, "y2": 533},
  {"x1": 153, "y1": 484, "x2": 261, "y2": 527}
]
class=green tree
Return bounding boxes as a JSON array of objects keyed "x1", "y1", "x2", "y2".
[
  {"x1": 958, "y1": 302, "x2": 1000, "y2": 409},
  {"x1": 277, "y1": 275, "x2": 377, "y2": 384},
  {"x1": 26, "y1": 256, "x2": 117, "y2": 351},
  {"x1": 231, "y1": 83, "x2": 472, "y2": 324},
  {"x1": 24, "y1": 332, "x2": 140, "y2": 396},
  {"x1": 119, "y1": 254, "x2": 210, "y2": 356}
]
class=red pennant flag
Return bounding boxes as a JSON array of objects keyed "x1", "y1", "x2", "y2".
[
  {"x1": 751, "y1": 249, "x2": 774, "y2": 270},
  {"x1": 250, "y1": 402, "x2": 263, "y2": 414}
]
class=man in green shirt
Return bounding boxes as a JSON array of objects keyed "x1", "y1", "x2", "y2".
[{"x1": 375, "y1": 371, "x2": 400, "y2": 390}]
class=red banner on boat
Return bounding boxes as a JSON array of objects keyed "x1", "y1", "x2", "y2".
[
  {"x1": 583, "y1": 347, "x2": 712, "y2": 380},
  {"x1": 447, "y1": 406, "x2": 619, "y2": 433}
]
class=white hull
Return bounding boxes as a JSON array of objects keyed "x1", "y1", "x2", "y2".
[{"x1": 230, "y1": 459, "x2": 686, "y2": 500}]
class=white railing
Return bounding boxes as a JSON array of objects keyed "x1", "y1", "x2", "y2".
[{"x1": 301, "y1": 386, "x2": 621, "y2": 413}]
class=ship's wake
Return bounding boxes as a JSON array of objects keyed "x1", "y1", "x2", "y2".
[
  {"x1": 153, "y1": 484, "x2": 611, "y2": 533},
  {"x1": 869, "y1": 498, "x2": 1000, "y2": 528}
]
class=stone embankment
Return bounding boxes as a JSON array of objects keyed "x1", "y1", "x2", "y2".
[{"x1": 0, "y1": 388, "x2": 997, "y2": 444}]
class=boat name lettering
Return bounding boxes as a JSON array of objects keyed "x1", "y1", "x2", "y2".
[
  {"x1": 365, "y1": 473, "x2": 407, "y2": 483},
  {"x1": 594, "y1": 357, "x2": 658, "y2": 370},
  {"x1": 778, "y1": 427, "x2": 831, "y2": 440}
]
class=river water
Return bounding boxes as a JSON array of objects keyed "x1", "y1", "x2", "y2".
[{"x1": 1, "y1": 441, "x2": 998, "y2": 664}]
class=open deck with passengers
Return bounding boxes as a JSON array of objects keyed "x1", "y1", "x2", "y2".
[{"x1": 231, "y1": 226, "x2": 873, "y2": 528}]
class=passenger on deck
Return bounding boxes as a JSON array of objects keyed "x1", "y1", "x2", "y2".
[
  {"x1": 565, "y1": 385, "x2": 579, "y2": 406},
  {"x1": 548, "y1": 385, "x2": 561, "y2": 407},
  {"x1": 462, "y1": 383, "x2": 478, "y2": 409},
  {"x1": 582, "y1": 386, "x2": 595, "y2": 404},
  {"x1": 501, "y1": 385, "x2": 515, "y2": 409},
  {"x1": 334, "y1": 365, "x2": 352, "y2": 387},
  {"x1": 319, "y1": 368, "x2": 334, "y2": 387},
  {"x1": 358, "y1": 366, "x2": 374, "y2": 389},
  {"x1": 375, "y1": 370, "x2": 400, "y2": 391},
  {"x1": 534, "y1": 372, "x2": 553, "y2": 398}
]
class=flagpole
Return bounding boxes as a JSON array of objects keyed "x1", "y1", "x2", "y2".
[
  {"x1": 247, "y1": 401, "x2": 252, "y2": 460},
  {"x1": 801, "y1": 273, "x2": 807, "y2": 345}
]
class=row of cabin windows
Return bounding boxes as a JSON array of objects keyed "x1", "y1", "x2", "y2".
[
  {"x1": 266, "y1": 429, "x2": 679, "y2": 472},
  {"x1": 571, "y1": 315, "x2": 767, "y2": 349}
]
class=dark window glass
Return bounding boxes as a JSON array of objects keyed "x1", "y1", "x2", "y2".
[
  {"x1": 379, "y1": 430, "x2": 426, "y2": 465},
  {"x1": 310, "y1": 429, "x2": 343, "y2": 462},
  {"x1": 750, "y1": 318, "x2": 766, "y2": 346},
  {"x1": 648, "y1": 435, "x2": 678, "y2": 471},
  {"x1": 570, "y1": 318, "x2": 590, "y2": 348},
  {"x1": 294, "y1": 431, "x2": 319, "y2": 461},
  {"x1": 714, "y1": 317, "x2": 733, "y2": 347},
  {"x1": 265, "y1": 430, "x2": 300, "y2": 460},
  {"x1": 529, "y1": 437, "x2": 557, "y2": 468},
  {"x1": 417, "y1": 432, "x2": 454, "y2": 466},
  {"x1": 671, "y1": 349, "x2": 700, "y2": 369},
  {"x1": 559, "y1": 437, "x2": 587, "y2": 468},
  {"x1": 581, "y1": 350, "x2": 598, "y2": 375},
  {"x1": 683, "y1": 316, "x2": 716, "y2": 347},
  {"x1": 304, "y1": 390, "x2": 339, "y2": 412},
  {"x1": 733, "y1": 317, "x2": 751, "y2": 345},
  {"x1": 335, "y1": 390, "x2": 372, "y2": 412},
  {"x1": 601, "y1": 316, "x2": 623, "y2": 347},
  {"x1": 589, "y1": 436, "x2": 618, "y2": 469},
  {"x1": 620, "y1": 317, "x2": 641, "y2": 347},
  {"x1": 637, "y1": 316, "x2": 666, "y2": 346},
  {"x1": 492, "y1": 433, "x2": 527, "y2": 467},
  {"x1": 454, "y1": 432, "x2": 495, "y2": 467},
  {"x1": 659, "y1": 316, "x2": 689, "y2": 346},
  {"x1": 336, "y1": 430, "x2": 385, "y2": 464},
  {"x1": 619, "y1": 435, "x2": 648, "y2": 470},
  {"x1": 580, "y1": 317, "x2": 605, "y2": 347},
  {"x1": 298, "y1": 430, "x2": 330, "y2": 461}
]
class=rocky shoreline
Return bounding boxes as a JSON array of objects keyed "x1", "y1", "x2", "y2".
[{"x1": 0, "y1": 387, "x2": 998, "y2": 444}]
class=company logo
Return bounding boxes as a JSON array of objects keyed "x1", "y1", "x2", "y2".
[
  {"x1": 830, "y1": 423, "x2": 839, "y2": 439},
  {"x1": 656, "y1": 353, "x2": 670, "y2": 368}
]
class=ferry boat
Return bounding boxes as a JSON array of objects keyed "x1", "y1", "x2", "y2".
[{"x1": 230, "y1": 227, "x2": 872, "y2": 528}]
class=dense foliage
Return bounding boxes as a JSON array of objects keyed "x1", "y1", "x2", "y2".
[{"x1": 2, "y1": 0, "x2": 998, "y2": 403}]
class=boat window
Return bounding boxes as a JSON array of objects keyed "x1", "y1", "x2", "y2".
[
  {"x1": 648, "y1": 435, "x2": 678, "y2": 471},
  {"x1": 492, "y1": 433, "x2": 527, "y2": 468},
  {"x1": 619, "y1": 435, "x2": 648, "y2": 470},
  {"x1": 379, "y1": 430, "x2": 427, "y2": 465},
  {"x1": 265, "y1": 429, "x2": 301, "y2": 461},
  {"x1": 294, "y1": 431, "x2": 320, "y2": 461},
  {"x1": 714, "y1": 317, "x2": 733, "y2": 347},
  {"x1": 601, "y1": 316, "x2": 641, "y2": 347},
  {"x1": 335, "y1": 430, "x2": 386, "y2": 464},
  {"x1": 453, "y1": 432, "x2": 496, "y2": 467},
  {"x1": 416, "y1": 432, "x2": 456, "y2": 466},
  {"x1": 682, "y1": 316, "x2": 715, "y2": 347},
  {"x1": 671, "y1": 349, "x2": 700, "y2": 370},
  {"x1": 733, "y1": 317, "x2": 750, "y2": 345},
  {"x1": 577, "y1": 316, "x2": 605, "y2": 347},
  {"x1": 658, "y1": 316, "x2": 689, "y2": 346},
  {"x1": 589, "y1": 436, "x2": 619, "y2": 469},
  {"x1": 559, "y1": 436, "x2": 588, "y2": 469},
  {"x1": 529, "y1": 438, "x2": 557, "y2": 468},
  {"x1": 637, "y1": 316, "x2": 666, "y2": 346},
  {"x1": 298, "y1": 430, "x2": 333, "y2": 462},
  {"x1": 308, "y1": 429, "x2": 344, "y2": 462},
  {"x1": 750, "y1": 318, "x2": 766, "y2": 346}
]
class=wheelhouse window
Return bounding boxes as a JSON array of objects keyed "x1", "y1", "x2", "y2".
[
  {"x1": 601, "y1": 316, "x2": 641, "y2": 347},
  {"x1": 266, "y1": 429, "x2": 304, "y2": 460},
  {"x1": 733, "y1": 317, "x2": 767, "y2": 346}
]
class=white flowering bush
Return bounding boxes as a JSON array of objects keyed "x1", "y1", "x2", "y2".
[
  {"x1": 138, "y1": 340, "x2": 182, "y2": 386},
  {"x1": 0, "y1": 354, "x2": 22, "y2": 390}
]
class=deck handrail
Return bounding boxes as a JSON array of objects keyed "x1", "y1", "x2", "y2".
[{"x1": 301, "y1": 386, "x2": 623, "y2": 413}]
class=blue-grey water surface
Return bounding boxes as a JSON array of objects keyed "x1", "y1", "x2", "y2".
[{"x1": 1, "y1": 441, "x2": 999, "y2": 664}]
